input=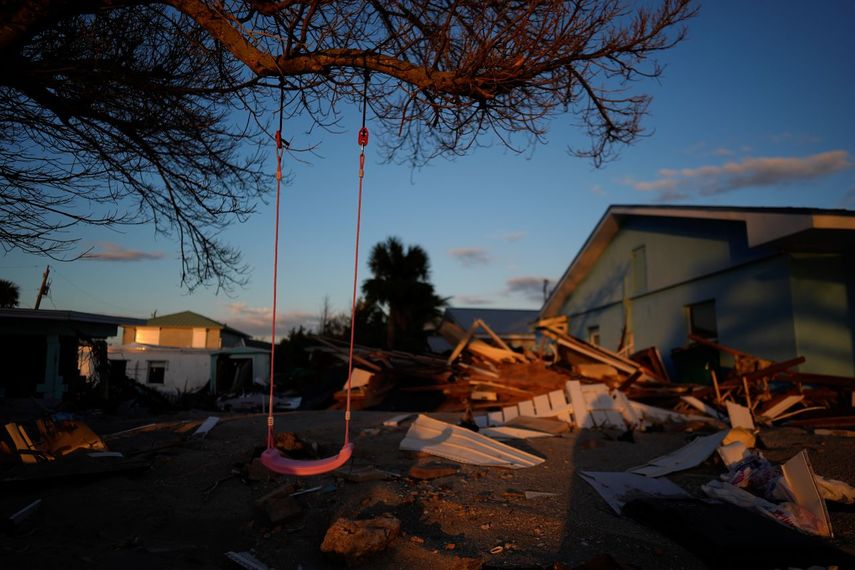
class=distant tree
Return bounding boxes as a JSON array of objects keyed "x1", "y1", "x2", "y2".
[
  {"x1": 1, "y1": 1, "x2": 695, "y2": 290},
  {"x1": 362, "y1": 237, "x2": 446, "y2": 351},
  {"x1": 0, "y1": 279, "x2": 20, "y2": 308}
]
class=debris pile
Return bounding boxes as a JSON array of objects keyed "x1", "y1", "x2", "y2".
[{"x1": 301, "y1": 315, "x2": 854, "y2": 435}]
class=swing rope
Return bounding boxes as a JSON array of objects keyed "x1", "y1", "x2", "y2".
[
  {"x1": 262, "y1": 71, "x2": 369, "y2": 475},
  {"x1": 265, "y1": 79, "x2": 286, "y2": 450},
  {"x1": 344, "y1": 71, "x2": 371, "y2": 445}
]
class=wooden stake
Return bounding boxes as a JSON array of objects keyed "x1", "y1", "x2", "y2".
[
  {"x1": 710, "y1": 368, "x2": 722, "y2": 405},
  {"x1": 742, "y1": 376, "x2": 752, "y2": 410}
]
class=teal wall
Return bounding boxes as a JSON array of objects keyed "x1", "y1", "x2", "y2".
[
  {"x1": 559, "y1": 216, "x2": 853, "y2": 378},
  {"x1": 790, "y1": 254, "x2": 855, "y2": 375}
]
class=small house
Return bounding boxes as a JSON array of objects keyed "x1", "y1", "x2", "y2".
[{"x1": 110, "y1": 311, "x2": 268, "y2": 396}]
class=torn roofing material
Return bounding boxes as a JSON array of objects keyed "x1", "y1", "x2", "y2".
[
  {"x1": 579, "y1": 471, "x2": 689, "y2": 514},
  {"x1": 399, "y1": 415, "x2": 545, "y2": 469},
  {"x1": 629, "y1": 430, "x2": 728, "y2": 478}
]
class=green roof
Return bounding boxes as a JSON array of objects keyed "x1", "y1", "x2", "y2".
[{"x1": 145, "y1": 311, "x2": 224, "y2": 329}]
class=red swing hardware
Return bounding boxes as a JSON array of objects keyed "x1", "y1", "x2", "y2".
[{"x1": 358, "y1": 126, "x2": 369, "y2": 147}]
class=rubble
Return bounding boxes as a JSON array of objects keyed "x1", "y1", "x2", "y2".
[{"x1": 320, "y1": 514, "x2": 402, "y2": 559}]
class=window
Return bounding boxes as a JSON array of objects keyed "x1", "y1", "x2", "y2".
[
  {"x1": 192, "y1": 328, "x2": 207, "y2": 348},
  {"x1": 135, "y1": 327, "x2": 160, "y2": 345},
  {"x1": 587, "y1": 326, "x2": 601, "y2": 346},
  {"x1": 631, "y1": 246, "x2": 647, "y2": 295},
  {"x1": 147, "y1": 360, "x2": 167, "y2": 384},
  {"x1": 687, "y1": 300, "x2": 717, "y2": 339}
]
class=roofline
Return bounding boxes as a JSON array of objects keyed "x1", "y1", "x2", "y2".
[
  {"x1": 0, "y1": 308, "x2": 146, "y2": 326},
  {"x1": 540, "y1": 203, "x2": 855, "y2": 318}
]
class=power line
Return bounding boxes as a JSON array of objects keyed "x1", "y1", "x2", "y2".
[{"x1": 49, "y1": 268, "x2": 141, "y2": 314}]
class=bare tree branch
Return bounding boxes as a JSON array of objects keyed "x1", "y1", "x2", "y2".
[{"x1": 0, "y1": 0, "x2": 697, "y2": 289}]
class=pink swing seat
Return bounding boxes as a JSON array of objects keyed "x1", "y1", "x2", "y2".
[{"x1": 261, "y1": 442, "x2": 354, "y2": 476}]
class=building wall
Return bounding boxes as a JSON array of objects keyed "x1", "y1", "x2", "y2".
[
  {"x1": 122, "y1": 326, "x2": 222, "y2": 348},
  {"x1": 561, "y1": 217, "x2": 808, "y2": 378},
  {"x1": 109, "y1": 347, "x2": 212, "y2": 395},
  {"x1": 790, "y1": 253, "x2": 855, "y2": 375}
]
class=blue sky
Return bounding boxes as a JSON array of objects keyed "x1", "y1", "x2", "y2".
[{"x1": 3, "y1": 0, "x2": 854, "y2": 338}]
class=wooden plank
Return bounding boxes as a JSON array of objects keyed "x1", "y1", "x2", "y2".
[
  {"x1": 567, "y1": 380, "x2": 592, "y2": 428},
  {"x1": 502, "y1": 406, "x2": 519, "y2": 422},
  {"x1": 474, "y1": 319, "x2": 528, "y2": 363},
  {"x1": 548, "y1": 390, "x2": 571, "y2": 423},
  {"x1": 192, "y1": 416, "x2": 220, "y2": 439},
  {"x1": 309, "y1": 335, "x2": 382, "y2": 372},
  {"x1": 446, "y1": 320, "x2": 480, "y2": 364},
  {"x1": 741, "y1": 357, "x2": 806, "y2": 384},
  {"x1": 505, "y1": 415, "x2": 570, "y2": 434},
  {"x1": 4, "y1": 423, "x2": 42, "y2": 463},
  {"x1": 532, "y1": 394, "x2": 551, "y2": 417},
  {"x1": 759, "y1": 394, "x2": 805, "y2": 420},
  {"x1": 726, "y1": 401, "x2": 755, "y2": 430},
  {"x1": 517, "y1": 400, "x2": 536, "y2": 417},
  {"x1": 786, "y1": 372, "x2": 855, "y2": 388}
]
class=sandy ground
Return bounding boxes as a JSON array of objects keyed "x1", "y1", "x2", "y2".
[{"x1": 1, "y1": 409, "x2": 854, "y2": 569}]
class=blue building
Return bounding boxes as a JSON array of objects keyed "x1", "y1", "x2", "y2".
[{"x1": 540, "y1": 205, "x2": 855, "y2": 378}]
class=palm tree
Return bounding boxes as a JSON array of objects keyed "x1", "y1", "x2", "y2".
[
  {"x1": 0, "y1": 279, "x2": 20, "y2": 308},
  {"x1": 362, "y1": 237, "x2": 446, "y2": 351}
]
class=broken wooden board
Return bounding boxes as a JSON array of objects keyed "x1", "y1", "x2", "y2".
[
  {"x1": 580, "y1": 383, "x2": 626, "y2": 429},
  {"x1": 759, "y1": 394, "x2": 805, "y2": 420},
  {"x1": 474, "y1": 389, "x2": 573, "y2": 428},
  {"x1": 726, "y1": 401, "x2": 755, "y2": 430},
  {"x1": 782, "y1": 450, "x2": 832, "y2": 537},
  {"x1": 504, "y1": 416, "x2": 571, "y2": 434},
  {"x1": 680, "y1": 396, "x2": 726, "y2": 421},
  {"x1": 578, "y1": 471, "x2": 689, "y2": 514},
  {"x1": 629, "y1": 430, "x2": 728, "y2": 477},
  {"x1": 567, "y1": 380, "x2": 591, "y2": 429},
  {"x1": 399, "y1": 415, "x2": 544, "y2": 469},
  {"x1": 192, "y1": 416, "x2": 220, "y2": 439}
]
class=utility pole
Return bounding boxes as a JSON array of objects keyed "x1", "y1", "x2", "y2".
[{"x1": 34, "y1": 265, "x2": 50, "y2": 309}]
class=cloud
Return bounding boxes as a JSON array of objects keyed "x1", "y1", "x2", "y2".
[
  {"x1": 453, "y1": 295, "x2": 493, "y2": 306},
  {"x1": 449, "y1": 247, "x2": 490, "y2": 267},
  {"x1": 628, "y1": 150, "x2": 851, "y2": 200},
  {"x1": 712, "y1": 147, "x2": 733, "y2": 157},
  {"x1": 590, "y1": 184, "x2": 606, "y2": 196},
  {"x1": 223, "y1": 302, "x2": 317, "y2": 338},
  {"x1": 82, "y1": 243, "x2": 164, "y2": 262},
  {"x1": 502, "y1": 231, "x2": 526, "y2": 242},
  {"x1": 506, "y1": 276, "x2": 551, "y2": 303}
]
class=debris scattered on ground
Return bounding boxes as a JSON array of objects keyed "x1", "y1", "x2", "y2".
[{"x1": 320, "y1": 514, "x2": 401, "y2": 559}]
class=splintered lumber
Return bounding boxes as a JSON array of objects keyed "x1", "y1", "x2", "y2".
[
  {"x1": 758, "y1": 394, "x2": 805, "y2": 420},
  {"x1": 539, "y1": 325, "x2": 661, "y2": 382},
  {"x1": 308, "y1": 335, "x2": 383, "y2": 372},
  {"x1": 739, "y1": 357, "x2": 806, "y2": 384},
  {"x1": 536, "y1": 315, "x2": 568, "y2": 335},
  {"x1": 442, "y1": 319, "x2": 526, "y2": 365},
  {"x1": 4, "y1": 423, "x2": 44, "y2": 463},
  {"x1": 629, "y1": 347, "x2": 670, "y2": 383}
]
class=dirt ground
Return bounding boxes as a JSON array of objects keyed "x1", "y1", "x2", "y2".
[{"x1": 1, "y1": 408, "x2": 854, "y2": 569}]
